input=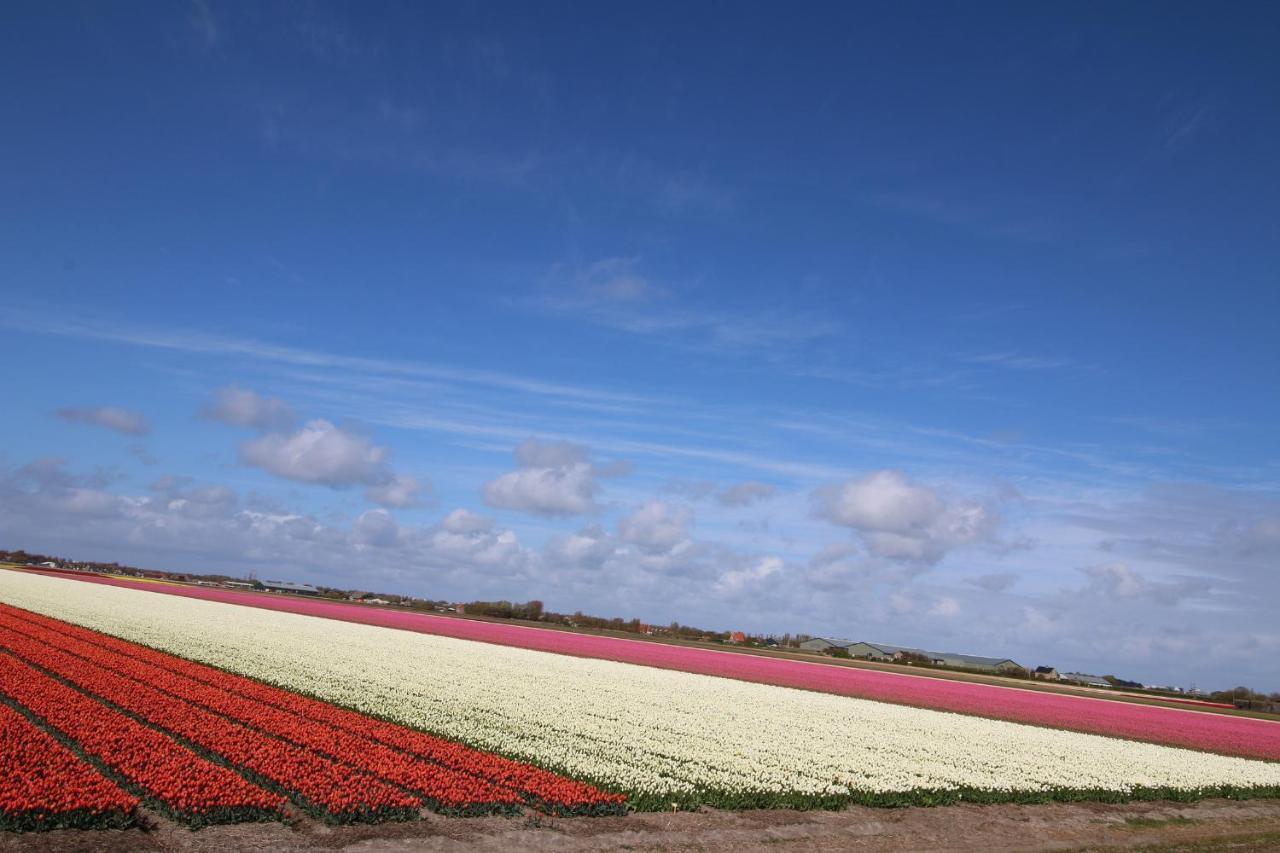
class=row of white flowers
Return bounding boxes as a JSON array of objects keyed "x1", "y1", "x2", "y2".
[{"x1": 3, "y1": 570, "x2": 1279, "y2": 805}]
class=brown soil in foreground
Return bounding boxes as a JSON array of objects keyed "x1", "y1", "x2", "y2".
[{"x1": 4, "y1": 799, "x2": 1280, "y2": 853}]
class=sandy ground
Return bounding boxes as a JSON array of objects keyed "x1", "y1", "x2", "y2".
[{"x1": 5, "y1": 799, "x2": 1280, "y2": 853}]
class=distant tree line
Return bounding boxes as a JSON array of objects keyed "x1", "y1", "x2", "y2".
[{"x1": 1209, "y1": 685, "x2": 1280, "y2": 703}]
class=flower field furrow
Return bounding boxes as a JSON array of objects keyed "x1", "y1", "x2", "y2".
[
  {"x1": 0, "y1": 605, "x2": 623, "y2": 816},
  {"x1": 0, "y1": 652, "x2": 282, "y2": 826},
  {"x1": 0, "y1": 624, "x2": 420, "y2": 823},
  {"x1": 0, "y1": 702, "x2": 138, "y2": 832},
  {"x1": 0, "y1": 612, "x2": 524, "y2": 817},
  {"x1": 23, "y1": 569, "x2": 1280, "y2": 762},
  {"x1": 4, "y1": 570, "x2": 1278, "y2": 811}
]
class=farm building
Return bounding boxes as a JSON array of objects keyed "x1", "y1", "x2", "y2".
[
  {"x1": 801, "y1": 638, "x2": 1024, "y2": 673},
  {"x1": 798, "y1": 637, "x2": 856, "y2": 653},
  {"x1": 1060, "y1": 673, "x2": 1112, "y2": 688},
  {"x1": 728, "y1": 631, "x2": 747, "y2": 644},
  {"x1": 1034, "y1": 666, "x2": 1060, "y2": 680},
  {"x1": 261, "y1": 580, "x2": 320, "y2": 596}
]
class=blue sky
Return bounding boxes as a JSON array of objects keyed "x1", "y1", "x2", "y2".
[{"x1": 2, "y1": 2, "x2": 1278, "y2": 689}]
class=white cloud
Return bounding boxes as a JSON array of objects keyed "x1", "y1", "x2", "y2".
[
  {"x1": 56, "y1": 406, "x2": 149, "y2": 436},
  {"x1": 814, "y1": 470, "x2": 996, "y2": 564},
  {"x1": 352, "y1": 509, "x2": 400, "y2": 547},
  {"x1": 366, "y1": 473, "x2": 424, "y2": 509},
  {"x1": 618, "y1": 501, "x2": 692, "y2": 554},
  {"x1": 715, "y1": 554, "x2": 784, "y2": 596},
  {"x1": 482, "y1": 438, "x2": 601, "y2": 516},
  {"x1": 429, "y1": 517, "x2": 528, "y2": 571},
  {"x1": 1077, "y1": 562, "x2": 1209, "y2": 606},
  {"x1": 203, "y1": 385, "x2": 296, "y2": 431},
  {"x1": 717, "y1": 481, "x2": 777, "y2": 507},
  {"x1": 440, "y1": 508, "x2": 493, "y2": 534},
  {"x1": 241, "y1": 419, "x2": 388, "y2": 487},
  {"x1": 545, "y1": 524, "x2": 616, "y2": 572}
]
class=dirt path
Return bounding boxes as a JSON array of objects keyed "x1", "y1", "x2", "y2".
[{"x1": 5, "y1": 799, "x2": 1280, "y2": 852}]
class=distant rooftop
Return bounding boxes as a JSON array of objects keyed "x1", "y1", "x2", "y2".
[{"x1": 261, "y1": 580, "x2": 318, "y2": 592}]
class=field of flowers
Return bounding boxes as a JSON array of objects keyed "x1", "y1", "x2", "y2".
[
  {"x1": 0, "y1": 702, "x2": 138, "y2": 831},
  {"x1": 0, "y1": 585, "x2": 625, "y2": 831},
  {"x1": 2, "y1": 569, "x2": 1278, "y2": 820},
  {"x1": 29, "y1": 568, "x2": 1280, "y2": 762}
]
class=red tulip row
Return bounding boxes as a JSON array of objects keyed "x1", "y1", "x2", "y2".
[
  {"x1": 0, "y1": 701, "x2": 138, "y2": 832},
  {"x1": 0, "y1": 613, "x2": 521, "y2": 817},
  {"x1": 0, "y1": 623, "x2": 430, "y2": 823},
  {"x1": 0, "y1": 652, "x2": 282, "y2": 827},
  {"x1": 0, "y1": 604, "x2": 626, "y2": 815}
]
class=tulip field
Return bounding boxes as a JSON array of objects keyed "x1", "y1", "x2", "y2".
[{"x1": 1, "y1": 569, "x2": 1279, "y2": 834}]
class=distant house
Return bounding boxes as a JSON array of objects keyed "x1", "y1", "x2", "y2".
[
  {"x1": 728, "y1": 631, "x2": 747, "y2": 644},
  {"x1": 224, "y1": 580, "x2": 253, "y2": 589},
  {"x1": 362, "y1": 597, "x2": 390, "y2": 605},
  {"x1": 638, "y1": 623, "x2": 652, "y2": 635},
  {"x1": 36, "y1": 561, "x2": 59, "y2": 569},
  {"x1": 1061, "y1": 672, "x2": 1112, "y2": 688},
  {"x1": 261, "y1": 580, "x2": 320, "y2": 596},
  {"x1": 1034, "y1": 666, "x2": 1060, "y2": 680}
]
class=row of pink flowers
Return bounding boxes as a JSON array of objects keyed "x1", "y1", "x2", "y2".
[{"x1": 33, "y1": 569, "x2": 1280, "y2": 762}]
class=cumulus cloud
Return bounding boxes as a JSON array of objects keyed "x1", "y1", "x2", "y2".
[
  {"x1": 1077, "y1": 562, "x2": 1209, "y2": 606},
  {"x1": 618, "y1": 501, "x2": 692, "y2": 554},
  {"x1": 56, "y1": 406, "x2": 149, "y2": 436},
  {"x1": 366, "y1": 473, "x2": 424, "y2": 509},
  {"x1": 429, "y1": 510, "x2": 528, "y2": 571},
  {"x1": 0, "y1": 459, "x2": 526, "y2": 589},
  {"x1": 238, "y1": 419, "x2": 424, "y2": 508},
  {"x1": 814, "y1": 470, "x2": 996, "y2": 564},
  {"x1": 241, "y1": 420, "x2": 387, "y2": 487},
  {"x1": 202, "y1": 385, "x2": 296, "y2": 431},
  {"x1": 715, "y1": 554, "x2": 784, "y2": 596},
  {"x1": 545, "y1": 524, "x2": 617, "y2": 572},
  {"x1": 717, "y1": 481, "x2": 777, "y2": 507},
  {"x1": 440, "y1": 508, "x2": 493, "y2": 534},
  {"x1": 352, "y1": 508, "x2": 400, "y2": 547},
  {"x1": 483, "y1": 438, "x2": 605, "y2": 517}
]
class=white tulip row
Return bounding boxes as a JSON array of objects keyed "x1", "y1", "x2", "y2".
[{"x1": 3, "y1": 570, "x2": 1278, "y2": 807}]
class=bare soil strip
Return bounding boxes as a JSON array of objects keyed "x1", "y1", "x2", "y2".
[{"x1": 4, "y1": 798, "x2": 1280, "y2": 852}]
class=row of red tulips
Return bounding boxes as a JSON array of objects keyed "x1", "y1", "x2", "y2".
[
  {"x1": 1, "y1": 603, "x2": 625, "y2": 815},
  {"x1": 0, "y1": 623, "x2": 427, "y2": 823},
  {"x1": 0, "y1": 651, "x2": 283, "y2": 826},
  {"x1": 0, "y1": 612, "x2": 521, "y2": 817},
  {"x1": 0, "y1": 702, "x2": 138, "y2": 831}
]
